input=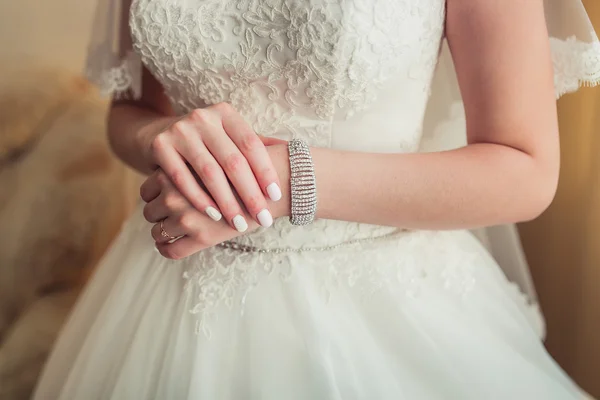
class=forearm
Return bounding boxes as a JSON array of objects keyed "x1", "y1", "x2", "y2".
[
  {"x1": 107, "y1": 102, "x2": 176, "y2": 175},
  {"x1": 270, "y1": 143, "x2": 557, "y2": 230}
]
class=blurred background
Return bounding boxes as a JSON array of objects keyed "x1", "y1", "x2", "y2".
[{"x1": 0, "y1": 1, "x2": 598, "y2": 399}]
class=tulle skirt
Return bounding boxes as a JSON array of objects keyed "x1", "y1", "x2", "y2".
[{"x1": 33, "y1": 205, "x2": 590, "y2": 399}]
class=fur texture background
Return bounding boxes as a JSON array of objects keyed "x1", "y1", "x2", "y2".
[{"x1": 0, "y1": 62, "x2": 139, "y2": 400}]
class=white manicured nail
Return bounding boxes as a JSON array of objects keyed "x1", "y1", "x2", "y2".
[
  {"x1": 256, "y1": 209, "x2": 273, "y2": 228},
  {"x1": 232, "y1": 215, "x2": 248, "y2": 232},
  {"x1": 205, "y1": 206, "x2": 222, "y2": 222},
  {"x1": 266, "y1": 183, "x2": 282, "y2": 202}
]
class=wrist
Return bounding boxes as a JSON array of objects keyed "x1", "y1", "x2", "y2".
[{"x1": 267, "y1": 143, "x2": 291, "y2": 219}]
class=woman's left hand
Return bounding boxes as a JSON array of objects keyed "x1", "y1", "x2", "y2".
[{"x1": 140, "y1": 168, "x2": 262, "y2": 259}]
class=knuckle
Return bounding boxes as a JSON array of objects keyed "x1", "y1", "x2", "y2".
[
  {"x1": 142, "y1": 204, "x2": 154, "y2": 222},
  {"x1": 239, "y1": 133, "x2": 261, "y2": 153},
  {"x1": 139, "y1": 185, "x2": 148, "y2": 202},
  {"x1": 176, "y1": 213, "x2": 195, "y2": 231},
  {"x1": 156, "y1": 171, "x2": 169, "y2": 187},
  {"x1": 244, "y1": 195, "x2": 263, "y2": 212},
  {"x1": 190, "y1": 108, "x2": 210, "y2": 124},
  {"x1": 171, "y1": 121, "x2": 188, "y2": 138},
  {"x1": 223, "y1": 152, "x2": 247, "y2": 174},
  {"x1": 169, "y1": 170, "x2": 185, "y2": 188},
  {"x1": 211, "y1": 102, "x2": 231, "y2": 114},
  {"x1": 199, "y1": 162, "x2": 219, "y2": 181},
  {"x1": 161, "y1": 192, "x2": 179, "y2": 210},
  {"x1": 150, "y1": 133, "x2": 169, "y2": 156}
]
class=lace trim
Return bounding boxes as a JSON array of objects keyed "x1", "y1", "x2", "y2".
[
  {"x1": 551, "y1": 35, "x2": 600, "y2": 98},
  {"x1": 85, "y1": 50, "x2": 143, "y2": 100},
  {"x1": 181, "y1": 230, "x2": 482, "y2": 337}
]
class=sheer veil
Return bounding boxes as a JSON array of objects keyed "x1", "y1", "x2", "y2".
[
  {"x1": 85, "y1": 0, "x2": 141, "y2": 99},
  {"x1": 85, "y1": 0, "x2": 600, "y2": 336},
  {"x1": 421, "y1": 0, "x2": 600, "y2": 336}
]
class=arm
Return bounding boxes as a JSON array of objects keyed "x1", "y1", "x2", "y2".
[
  {"x1": 107, "y1": 67, "x2": 176, "y2": 175},
  {"x1": 270, "y1": 0, "x2": 559, "y2": 230}
]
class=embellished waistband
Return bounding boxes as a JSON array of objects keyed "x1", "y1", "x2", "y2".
[{"x1": 216, "y1": 229, "x2": 411, "y2": 254}]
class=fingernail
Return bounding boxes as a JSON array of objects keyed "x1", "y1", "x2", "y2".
[
  {"x1": 256, "y1": 209, "x2": 273, "y2": 228},
  {"x1": 205, "y1": 206, "x2": 222, "y2": 221},
  {"x1": 266, "y1": 183, "x2": 282, "y2": 201},
  {"x1": 232, "y1": 215, "x2": 248, "y2": 232}
]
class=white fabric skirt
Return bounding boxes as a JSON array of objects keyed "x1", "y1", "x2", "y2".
[{"x1": 33, "y1": 204, "x2": 590, "y2": 399}]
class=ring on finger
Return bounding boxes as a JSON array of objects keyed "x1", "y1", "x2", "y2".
[{"x1": 160, "y1": 219, "x2": 183, "y2": 243}]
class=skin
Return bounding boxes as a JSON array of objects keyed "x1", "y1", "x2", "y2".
[
  {"x1": 111, "y1": 77, "x2": 282, "y2": 232},
  {"x1": 112, "y1": 0, "x2": 559, "y2": 260}
]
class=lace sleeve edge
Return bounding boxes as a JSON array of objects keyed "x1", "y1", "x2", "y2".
[
  {"x1": 85, "y1": 50, "x2": 142, "y2": 100},
  {"x1": 551, "y1": 35, "x2": 600, "y2": 99}
]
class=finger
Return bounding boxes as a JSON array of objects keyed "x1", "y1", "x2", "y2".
[
  {"x1": 152, "y1": 130, "x2": 222, "y2": 222},
  {"x1": 143, "y1": 186, "x2": 189, "y2": 223},
  {"x1": 140, "y1": 169, "x2": 164, "y2": 203},
  {"x1": 154, "y1": 211, "x2": 219, "y2": 258},
  {"x1": 151, "y1": 216, "x2": 188, "y2": 244},
  {"x1": 210, "y1": 103, "x2": 282, "y2": 202},
  {"x1": 200, "y1": 133, "x2": 273, "y2": 229},
  {"x1": 155, "y1": 236, "x2": 205, "y2": 260},
  {"x1": 173, "y1": 119, "x2": 252, "y2": 232}
]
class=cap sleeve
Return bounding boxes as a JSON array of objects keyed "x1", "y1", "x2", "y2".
[
  {"x1": 85, "y1": 0, "x2": 142, "y2": 99},
  {"x1": 545, "y1": 0, "x2": 600, "y2": 97}
]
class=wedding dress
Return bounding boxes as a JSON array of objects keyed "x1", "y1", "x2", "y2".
[{"x1": 34, "y1": 0, "x2": 600, "y2": 399}]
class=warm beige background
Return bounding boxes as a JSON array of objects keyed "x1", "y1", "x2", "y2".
[
  {"x1": 0, "y1": 0, "x2": 598, "y2": 397},
  {"x1": 0, "y1": 1, "x2": 96, "y2": 72}
]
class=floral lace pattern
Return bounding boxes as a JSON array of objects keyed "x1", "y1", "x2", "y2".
[
  {"x1": 179, "y1": 229, "x2": 482, "y2": 337},
  {"x1": 550, "y1": 35, "x2": 600, "y2": 97},
  {"x1": 85, "y1": 50, "x2": 143, "y2": 100},
  {"x1": 129, "y1": 0, "x2": 446, "y2": 146}
]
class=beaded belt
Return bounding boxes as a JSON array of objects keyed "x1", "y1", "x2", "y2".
[{"x1": 216, "y1": 230, "x2": 410, "y2": 254}]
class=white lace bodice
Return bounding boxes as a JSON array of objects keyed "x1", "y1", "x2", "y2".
[
  {"x1": 129, "y1": 0, "x2": 446, "y2": 249},
  {"x1": 130, "y1": 0, "x2": 445, "y2": 150}
]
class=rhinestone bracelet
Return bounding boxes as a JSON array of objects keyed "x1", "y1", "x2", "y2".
[{"x1": 288, "y1": 139, "x2": 317, "y2": 225}]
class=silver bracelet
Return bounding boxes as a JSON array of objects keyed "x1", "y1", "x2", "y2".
[{"x1": 288, "y1": 139, "x2": 317, "y2": 225}]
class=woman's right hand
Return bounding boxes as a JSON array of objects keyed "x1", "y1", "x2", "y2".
[{"x1": 142, "y1": 102, "x2": 282, "y2": 232}]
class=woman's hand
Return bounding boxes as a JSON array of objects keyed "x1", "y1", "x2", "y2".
[
  {"x1": 141, "y1": 140, "x2": 290, "y2": 259},
  {"x1": 140, "y1": 168, "x2": 262, "y2": 259},
  {"x1": 142, "y1": 102, "x2": 282, "y2": 232}
]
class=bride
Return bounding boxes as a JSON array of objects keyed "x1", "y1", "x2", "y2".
[{"x1": 34, "y1": 0, "x2": 599, "y2": 398}]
